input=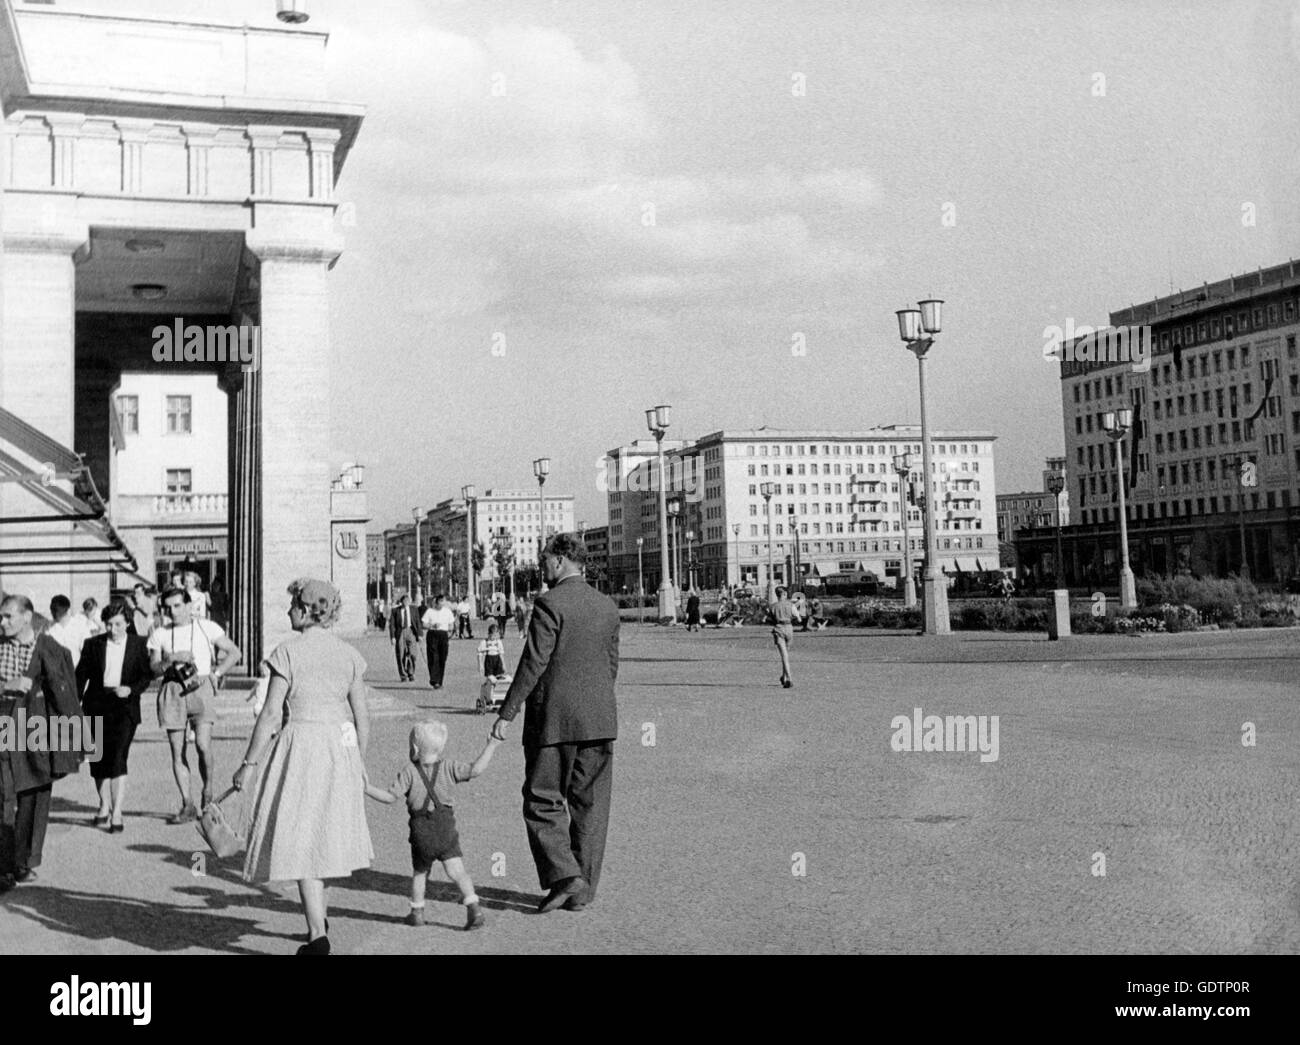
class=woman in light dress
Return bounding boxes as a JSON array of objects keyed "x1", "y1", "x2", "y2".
[{"x1": 233, "y1": 578, "x2": 373, "y2": 955}]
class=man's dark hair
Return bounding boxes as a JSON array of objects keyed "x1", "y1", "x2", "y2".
[
  {"x1": 102, "y1": 598, "x2": 132, "y2": 625},
  {"x1": 161, "y1": 587, "x2": 190, "y2": 606},
  {"x1": 1, "y1": 594, "x2": 34, "y2": 614},
  {"x1": 543, "y1": 532, "x2": 586, "y2": 566},
  {"x1": 50, "y1": 595, "x2": 72, "y2": 619},
  {"x1": 82, "y1": 597, "x2": 98, "y2": 613}
]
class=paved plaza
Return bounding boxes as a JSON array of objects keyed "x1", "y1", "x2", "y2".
[{"x1": 2, "y1": 623, "x2": 1298, "y2": 954}]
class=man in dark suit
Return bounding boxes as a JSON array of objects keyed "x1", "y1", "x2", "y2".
[
  {"x1": 389, "y1": 593, "x2": 422, "y2": 681},
  {"x1": 0, "y1": 594, "x2": 83, "y2": 890},
  {"x1": 491, "y1": 534, "x2": 620, "y2": 913}
]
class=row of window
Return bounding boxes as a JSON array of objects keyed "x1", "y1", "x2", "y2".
[
  {"x1": 1079, "y1": 486, "x2": 1294, "y2": 525},
  {"x1": 116, "y1": 394, "x2": 192, "y2": 435},
  {"x1": 743, "y1": 442, "x2": 983, "y2": 457}
]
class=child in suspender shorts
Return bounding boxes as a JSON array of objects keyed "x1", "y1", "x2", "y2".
[{"x1": 366, "y1": 720, "x2": 500, "y2": 930}]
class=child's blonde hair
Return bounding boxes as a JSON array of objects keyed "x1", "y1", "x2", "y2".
[{"x1": 409, "y1": 720, "x2": 448, "y2": 763}]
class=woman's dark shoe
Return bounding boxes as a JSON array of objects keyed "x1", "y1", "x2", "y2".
[
  {"x1": 782, "y1": 679, "x2": 793, "y2": 689},
  {"x1": 110, "y1": 820, "x2": 124, "y2": 834},
  {"x1": 168, "y1": 804, "x2": 198, "y2": 825},
  {"x1": 296, "y1": 936, "x2": 331, "y2": 955},
  {"x1": 92, "y1": 814, "x2": 109, "y2": 827}
]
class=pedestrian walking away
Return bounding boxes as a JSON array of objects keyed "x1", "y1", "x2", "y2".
[
  {"x1": 366, "y1": 721, "x2": 501, "y2": 930},
  {"x1": 767, "y1": 586, "x2": 801, "y2": 689},
  {"x1": 235, "y1": 579, "x2": 374, "y2": 955},
  {"x1": 492, "y1": 533, "x2": 620, "y2": 913}
]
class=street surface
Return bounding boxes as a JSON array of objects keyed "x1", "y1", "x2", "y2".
[{"x1": 2, "y1": 623, "x2": 1297, "y2": 954}]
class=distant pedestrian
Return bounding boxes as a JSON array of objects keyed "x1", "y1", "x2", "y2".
[
  {"x1": 491, "y1": 591, "x2": 508, "y2": 633},
  {"x1": 46, "y1": 595, "x2": 91, "y2": 669},
  {"x1": 389, "y1": 594, "x2": 421, "y2": 681},
  {"x1": 685, "y1": 591, "x2": 701, "y2": 632},
  {"x1": 456, "y1": 596, "x2": 474, "y2": 640},
  {"x1": 80, "y1": 597, "x2": 105, "y2": 638},
  {"x1": 767, "y1": 586, "x2": 800, "y2": 689},
  {"x1": 366, "y1": 721, "x2": 500, "y2": 930},
  {"x1": 130, "y1": 583, "x2": 160, "y2": 640},
  {"x1": 491, "y1": 534, "x2": 619, "y2": 913},
  {"x1": 183, "y1": 572, "x2": 209, "y2": 619},
  {"x1": 421, "y1": 594, "x2": 455, "y2": 689},
  {"x1": 514, "y1": 596, "x2": 527, "y2": 635}
]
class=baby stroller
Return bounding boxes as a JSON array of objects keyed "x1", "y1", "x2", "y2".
[{"x1": 475, "y1": 645, "x2": 511, "y2": 715}]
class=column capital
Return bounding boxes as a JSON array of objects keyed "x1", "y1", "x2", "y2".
[
  {"x1": 3, "y1": 224, "x2": 90, "y2": 257},
  {"x1": 245, "y1": 232, "x2": 344, "y2": 267}
]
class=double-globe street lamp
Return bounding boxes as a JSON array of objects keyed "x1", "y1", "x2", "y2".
[
  {"x1": 760, "y1": 481, "x2": 776, "y2": 600},
  {"x1": 891, "y1": 451, "x2": 918, "y2": 609},
  {"x1": 685, "y1": 529, "x2": 696, "y2": 591},
  {"x1": 1100, "y1": 407, "x2": 1137, "y2": 609},
  {"x1": 645, "y1": 404, "x2": 676, "y2": 623},
  {"x1": 1046, "y1": 470, "x2": 1066, "y2": 588},
  {"x1": 533, "y1": 457, "x2": 549, "y2": 593},
  {"x1": 895, "y1": 298, "x2": 950, "y2": 634}
]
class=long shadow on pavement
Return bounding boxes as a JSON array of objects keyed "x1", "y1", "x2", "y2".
[{"x1": 1, "y1": 886, "x2": 287, "y2": 953}]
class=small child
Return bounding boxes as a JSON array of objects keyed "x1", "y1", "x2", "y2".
[
  {"x1": 365, "y1": 721, "x2": 500, "y2": 930},
  {"x1": 477, "y1": 622, "x2": 506, "y2": 679}
]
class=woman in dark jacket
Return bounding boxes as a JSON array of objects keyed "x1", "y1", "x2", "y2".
[{"x1": 76, "y1": 598, "x2": 153, "y2": 831}]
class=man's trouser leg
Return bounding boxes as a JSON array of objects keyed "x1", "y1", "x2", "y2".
[
  {"x1": 394, "y1": 636, "x2": 406, "y2": 677},
  {"x1": 0, "y1": 756, "x2": 16, "y2": 877},
  {"x1": 567, "y1": 741, "x2": 614, "y2": 900},
  {"x1": 426, "y1": 632, "x2": 437, "y2": 683},
  {"x1": 522, "y1": 743, "x2": 582, "y2": 890},
  {"x1": 15, "y1": 783, "x2": 52, "y2": 871},
  {"x1": 431, "y1": 631, "x2": 449, "y2": 686}
]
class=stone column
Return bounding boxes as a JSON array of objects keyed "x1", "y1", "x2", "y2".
[
  {"x1": 245, "y1": 233, "x2": 341, "y2": 659},
  {"x1": 0, "y1": 213, "x2": 90, "y2": 608}
]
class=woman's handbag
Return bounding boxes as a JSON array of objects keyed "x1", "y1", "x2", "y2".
[{"x1": 196, "y1": 786, "x2": 246, "y2": 858}]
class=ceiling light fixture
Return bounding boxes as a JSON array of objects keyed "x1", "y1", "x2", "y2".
[{"x1": 131, "y1": 284, "x2": 167, "y2": 301}]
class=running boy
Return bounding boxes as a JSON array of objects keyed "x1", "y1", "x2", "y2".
[{"x1": 366, "y1": 721, "x2": 500, "y2": 930}]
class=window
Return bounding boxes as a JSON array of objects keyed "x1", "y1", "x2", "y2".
[
  {"x1": 116, "y1": 395, "x2": 139, "y2": 435},
  {"x1": 166, "y1": 395, "x2": 192, "y2": 434},
  {"x1": 165, "y1": 468, "x2": 192, "y2": 499}
]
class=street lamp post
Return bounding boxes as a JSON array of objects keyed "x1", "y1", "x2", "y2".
[
  {"x1": 1234, "y1": 454, "x2": 1255, "y2": 580},
  {"x1": 731, "y1": 523, "x2": 741, "y2": 592},
  {"x1": 1047, "y1": 471, "x2": 1066, "y2": 589},
  {"x1": 636, "y1": 536, "x2": 645, "y2": 625},
  {"x1": 892, "y1": 451, "x2": 918, "y2": 608},
  {"x1": 895, "y1": 299, "x2": 951, "y2": 634},
  {"x1": 667, "y1": 498, "x2": 681, "y2": 608},
  {"x1": 406, "y1": 554, "x2": 412, "y2": 599},
  {"x1": 1101, "y1": 408, "x2": 1137, "y2": 609},
  {"x1": 533, "y1": 457, "x2": 550, "y2": 592},
  {"x1": 645, "y1": 405, "x2": 676, "y2": 623},
  {"x1": 685, "y1": 529, "x2": 695, "y2": 591},
  {"x1": 760, "y1": 482, "x2": 776, "y2": 600},
  {"x1": 388, "y1": 557, "x2": 395, "y2": 610},
  {"x1": 461, "y1": 484, "x2": 476, "y2": 610},
  {"x1": 411, "y1": 507, "x2": 423, "y2": 604}
]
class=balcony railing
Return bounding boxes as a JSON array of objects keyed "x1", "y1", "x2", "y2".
[{"x1": 155, "y1": 493, "x2": 227, "y2": 514}]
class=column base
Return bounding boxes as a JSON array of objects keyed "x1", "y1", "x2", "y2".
[
  {"x1": 657, "y1": 583, "x2": 677, "y2": 623},
  {"x1": 922, "y1": 574, "x2": 951, "y2": 635},
  {"x1": 1119, "y1": 567, "x2": 1137, "y2": 610}
]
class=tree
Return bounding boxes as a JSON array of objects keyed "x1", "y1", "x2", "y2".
[{"x1": 472, "y1": 540, "x2": 487, "y2": 575}]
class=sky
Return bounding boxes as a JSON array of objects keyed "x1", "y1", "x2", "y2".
[{"x1": 89, "y1": 0, "x2": 1300, "y2": 528}]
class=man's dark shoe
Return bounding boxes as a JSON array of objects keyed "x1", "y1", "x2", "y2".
[
  {"x1": 562, "y1": 894, "x2": 590, "y2": 912},
  {"x1": 537, "y1": 876, "x2": 586, "y2": 913},
  {"x1": 0, "y1": 875, "x2": 15, "y2": 894},
  {"x1": 14, "y1": 868, "x2": 36, "y2": 883}
]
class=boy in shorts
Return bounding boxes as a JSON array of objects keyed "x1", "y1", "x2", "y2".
[{"x1": 366, "y1": 721, "x2": 500, "y2": 930}]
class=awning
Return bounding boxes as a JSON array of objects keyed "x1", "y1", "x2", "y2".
[{"x1": 0, "y1": 405, "x2": 142, "y2": 578}]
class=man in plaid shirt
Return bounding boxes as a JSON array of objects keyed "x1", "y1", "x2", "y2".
[{"x1": 1, "y1": 594, "x2": 82, "y2": 892}]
